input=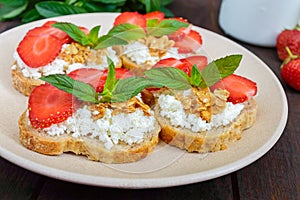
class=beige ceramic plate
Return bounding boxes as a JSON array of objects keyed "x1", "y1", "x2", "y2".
[{"x1": 0, "y1": 13, "x2": 288, "y2": 188}]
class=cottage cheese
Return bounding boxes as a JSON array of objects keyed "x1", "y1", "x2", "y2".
[
  {"x1": 123, "y1": 41, "x2": 190, "y2": 66},
  {"x1": 12, "y1": 44, "x2": 119, "y2": 79},
  {"x1": 43, "y1": 105, "x2": 156, "y2": 150},
  {"x1": 158, "y1": 94, "x2": 244, "y2": 132}
]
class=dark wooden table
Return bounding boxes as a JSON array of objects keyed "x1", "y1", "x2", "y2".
[{"x1": 1, "y1": 0, "x2": 299, "y2": 199}]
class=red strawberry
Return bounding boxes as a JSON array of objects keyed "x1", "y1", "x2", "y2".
[
  {"x1": 210, "y1": 74, "x2": 257, "y2": 104},
  {"x1": 17, "y1": 34, "x2": 63, "y2": 68},
  {"x1": 280, "y1": 48, "x2": 300, "y2": 91},
  {"x1": 26, "y1": 26, "x2": 72, "y2": 44},
  {"x1": 96, "y1": 68, "x2": 135, "y2": 92},
  {"x1": 173, "y1": 30, "x2": 203, "y2": 53},
  {"x1": 28, "y1": 84, "x2": 80, "y2": 129},
  {"x1": 113, "y1": 12, "x2": 147, "y2": 28},
  {"x1": 68, "y1": 68, "x2": 104, "y2": 89},
  {"x1": 167, "y1": 17, "x2": 192, "y2": 41},
  {"x1": 181, "y1": 55, "x2": 208, "y2": 70},
  {"x1": 276, "y1": 26, "x2": 300, "y2": 61},
  {"x1": 144, "y1": 11, "x2": 165, "y2": 21}
]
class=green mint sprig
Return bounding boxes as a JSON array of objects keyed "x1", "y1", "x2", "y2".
[
  {"x1": 146, "y1": 18, "x2": 189, "y2": 37},
  {"x1": 52, "y1": 22, "x2": 146, "y2": 49},
  {"x1": 145, "y1": 54, "x2": 242, "y2": 89},
  {"x1": 41, "y1": 54, "x2": 242, "y2": 104},
  {"x1": 40, "y1": 57, "x2": 163, "y2": 103}
]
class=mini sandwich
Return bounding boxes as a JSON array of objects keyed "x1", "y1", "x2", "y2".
[
  {"x1": 18, "y1": 59, "x2": 161, "y2": 163},
  {"x1": 143, "y1": 54, "x2": 258, "y2": 152},
  {"x1": 11, "y1": 20, "x2": 145, "y2": 96},
  {"x1": 111, "y1": 11, "x2": 204, "y2": 75}
]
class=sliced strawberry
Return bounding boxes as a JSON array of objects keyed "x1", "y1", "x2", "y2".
[
  {"x1": 28, "y1": 84, "x2": 80, "y2": 129},
  {"x1": 144, "y1": 11, "x2": 165, "y2": 21},
  {"x1": 113, "y1": 12, "x2": 147, "y2": 28},
  {"x1": 97, "y1": 68, "x2": 135, "y2": 92},
  {"x1": 68, "y1": 68, "x2": 104, "y2": 89},
  {"x1": 27, "y1": 25, "x2": 71, "y2": 44},
  {"x1": 17, "y1": 34, "x2": 63, "y2": 68},
  {"x1": 174, "y1": 30, "x2": 203, "y2": 53},
  {"x1": 167, "y1": 17, "x2": 192, "y2": 41},
  {"x1": 152, "y1": 57, "x2": 183, "y2": 68},
  {"x1": 42, "y1": 20, "x2": 57, "y2": 27},
  {"x1": 181, "y1": 55, "x2": 208, "y2": 70},
  {"x1": 210, "y1": 74, "x2": 257, "y2": 104}
]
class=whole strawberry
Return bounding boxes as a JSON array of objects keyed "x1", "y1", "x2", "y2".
[
  {"x1": 280, "y1": 48, "x2": 300, "y2": 91},
  {"x1": 276, "y1": 25, "x2": 300, "y2": 61}
]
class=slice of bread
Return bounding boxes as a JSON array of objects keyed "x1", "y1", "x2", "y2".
[
  {"x1": 18, "y1": 111, "x2": 161, "y2": 164},
  {"x1": 154, "y1": 98, "x2": 257, "y2": 153},
  {"x1": 11, "y1": 63, "x2": 44, "y2": 96}
]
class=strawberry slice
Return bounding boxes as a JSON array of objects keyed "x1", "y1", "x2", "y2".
[
  {"x1": 68, "y1": 68, "x2": 134, "y2": 93},
  {"x1": 181, "y1": 55, "x2": 208, "y2": 70},
  {"x1": 28, "y1": 84, "x2": 80, "y2": 129},
  {"x1": 210, "y1": 74, "x2": 257, "y2": 104},
  {"x1": 113, "y1": 12, "x2": 147, "y2": 28},
  {"x1": 167, "y1": 17, "x2": 192, "y2": 41},
  {"x1": 68, "y1": 68, "x2": 104, "y2": 89},
  {"x1": 17, "y1": 34, "x2": 63, "y2": 68},
  {"x1": 27, "y1": 24, "x2": 71, "y2": 44},
  {"x1": 144, "y1": 11, "x2": 165, "y2": 21},
  {"x1": 174, "y1": 30, "x2": 203, "y2": 53},
  {"x1": 96, "y1": 68, "x2": 135, "y2": 92}
]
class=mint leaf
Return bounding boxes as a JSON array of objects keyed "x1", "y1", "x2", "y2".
[
  {"x1": 95, "y1": 23, "x2": 146, "y2": 49},
  {"x1": 40, "y1": 74, "x2": 99, "y2": 103},
  {"x1": 52, "y1": 22, "x2": 93, "y2": 46},
  {"x1": 147, "y1": 19, "x2": 189, "y2": 37},
  {"x1": 190, "y1": 64, "x2": 205, "y2": 87},
  {"x1": 100, "y1": 57, "x2": 117, "y2": 102},
  {"x1": 35, "y1": 1, "x2": 86, "y2": 18},
  {"x1": 200, "y1": 54, "x2": 242, "y2": 88},
  {"x1": 111, "y1": 77, "x2": 163, "y2": 102},
  {"x1": 145, "y1": 67, "x2": 191, "y2": 90}
]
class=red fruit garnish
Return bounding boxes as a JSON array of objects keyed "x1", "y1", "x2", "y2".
[
  {"x1": 68, "y1": 68, "x2": 104, "y2": 89},
  {"x1": 281, "y1": 57, "x2": 300, "y2": 91},
  {"x1": 174, "y1": 30, "x2": 203, "y2": 53},
  {"x1": 181, "y1": 55, "x2": 208, "y2": 70},
  {"x1": 27, "y1": 24, "x2": 71, "y2": 44},
  {"x1": 28, "y1": 84, "x2": 80, "y2": 129},
  {"x1": 42, "y1": 20, "x2": 57, "y2": 27},
  {"x1": 113, "y1": 12, "x2": 147, "y2": 28},
  {"x1": 167, "y1": 17, "x2": 192, "y2": 41},
  {"x1": 276, "y1": 26, "x2": 300, "y2": 61},
  {"x1": 210, "y1": 74, "x2": 257, "y2": 104},
  {"x1": 17, "y1": 35, "x2": 63, "y2": 68},
  {"x1": 144, "y1": 11, "x2": 165, "y2": 21},
  {"x1": 152, "y1": 57, "x2": 192, "y2": 75}
]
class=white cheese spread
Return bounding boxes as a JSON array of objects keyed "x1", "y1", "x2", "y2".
[
  {"x1": 158, "y1": 94, "x2": 244, "y2": 132},
  {"x1": 12, "y1": 44, "x2": 119, "y2": 79},
  {"x1": 43, "y1": 105, "x2": 156, "y2": 150}
]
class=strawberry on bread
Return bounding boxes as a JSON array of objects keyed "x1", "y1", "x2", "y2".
[{"x1": 19, "y1": 64, "x2": 161, "y2": 163}]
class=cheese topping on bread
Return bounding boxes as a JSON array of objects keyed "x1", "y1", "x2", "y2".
[
  {"x1": 158, "y1": 93, "x2": 244, "y2": 132},
  {"x1": 12, "y1": 43, "x2": 120, "y2": 79},
  {"x1": 42, "y1": 98, "x2": 156, "y2": 150}
]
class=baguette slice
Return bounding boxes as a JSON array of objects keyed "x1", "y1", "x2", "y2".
[
  {"x1": 11, "y1": 63, "x2": 44, "y2": 96},
  {"x1": 18, "y1": 111, "x2": 161, "y2": 164},
  {"x1": 154, "y1": 98, "x2": 258, "y2": 153}
]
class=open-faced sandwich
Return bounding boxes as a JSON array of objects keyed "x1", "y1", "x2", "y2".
[
  {"x1": 11, "y1": 20, "x2": 145, "y2": 96},
  {"x1": 111, "y1": 12, "x2": 204, "y2": 75},
  {"x1": 142, "y1": 54, "x2": 258, "y2": 152},
  {"x1": 18, "y1": 60, "x2": 162, "y2": 163}
]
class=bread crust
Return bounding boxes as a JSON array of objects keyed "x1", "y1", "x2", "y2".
[
  {"x1": 11, "y1": 64, "x2": 44, "y2": 96},
  {"x1": 154, "y1": 98, "x2": 258, "y2": 153},
  {"x1": 18, "y1": 111, "x2": 161, "y2": 163}
]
